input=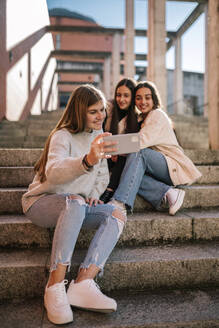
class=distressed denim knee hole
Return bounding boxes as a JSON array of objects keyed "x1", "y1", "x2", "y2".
[
  {"x1": 112, "y1": 209, "x2": 125, "y2": 236},
  {"x1": 112, "y1": 208, "x2": 126, "y2": 223},
  {"x1": 66, "y1": 195, "x2": 85, "y2": 206}
]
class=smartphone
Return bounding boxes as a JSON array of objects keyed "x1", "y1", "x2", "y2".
[{"x1": 103, "y1": 133, "x2": 140, "y2": 155}]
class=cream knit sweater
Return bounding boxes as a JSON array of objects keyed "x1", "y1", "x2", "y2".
[{"x1": 22, "y1": 129, "x2": 109, "y2": 213}]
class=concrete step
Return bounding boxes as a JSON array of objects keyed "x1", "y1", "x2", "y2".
[
  {"x1": 0, "y1": 127, "x2": 27, "y2": 137},
  {"x1": 0, "y1": 120, "x2": 27, "y2": 130},
  {"x1": 0, "y1": 135, "x2": 26, "y2": 141},
  {"x1": 26, "y1": 124, "x2": 54, "y2": 137},
  {"x1": 0, "y1": 167, "x2": 35, "y2": 187},
  {"x1": 1, "y1": 165, "x2": 219, "y2": 187},
  {"x1": 0, "y1": 188, "x2": 25, "y2": 214},
  {"x1": 0, "y1": 242, "x2": 218, "y2": 300},
  {"x1": 171, "y1": 115, "x2": 209, "y2": 149},
  {"x1": 1, "y1": 209, "x2": 219, "y2": 249},
  {"x1": 1, "y1": 149, "x2": 219, "y2": 166},
  {"x1": 0, "y1": 288, "x2": 218, "y2": 328},
  {"x1": 0, "y1": 135, "x2": 47, "y2": 142},
  {"x1": 0, "y1": 136, "x2": 47, "y2": 149},
  {"x1": 1, "y1": 185, "x2": 219, "y2": 214},
  {"x1": 134, "y1": 184, "x2": 219, "y2": 212},
  {"x1": 0, "y1": 149, "x2": 42, "y2": 167},
  {"x1": 0, "y1": 110, "x2": 62, "y2": 126},
  {"x1": 197, "y1": 165, "x2": 219, "y2": 184},
  {"x1": 0, "y1": 110, "x2": 62, "y2": 137},
  {"x1": 0, "y1": 140, "x2": 46, "y2": 148},
  {"x1": 0, "y1": 124, "x2": 54, "y2": 138},
  {"x1": 185, "y1": 149, "x2": 219, "y2": 165},
  {"x1": 28, "y1": 110, "x2": 63, "y2": 120}
]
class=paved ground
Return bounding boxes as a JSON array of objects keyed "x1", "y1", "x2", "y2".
[{"x1": 0, "y1": 287, "x2": 219, "y2": 328}]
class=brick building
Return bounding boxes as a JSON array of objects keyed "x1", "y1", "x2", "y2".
[{"x1": 49, "y1": 8, "x2": 116, "y2": 107}]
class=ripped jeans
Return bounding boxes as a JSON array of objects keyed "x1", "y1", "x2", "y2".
[{"x1": 25, "y1": 194, "x2": 125, "y2": 273}]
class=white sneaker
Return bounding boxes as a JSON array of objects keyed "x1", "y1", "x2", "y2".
[
  {"x1": 44, "y1": 280, "x2": 73, "y2": 325},
  {"x1": 67, "y1": 279, "x2": 117, "y2": 313},
  {"x1": 164, "y1": 188, "x2": 185, "y2": 215}
]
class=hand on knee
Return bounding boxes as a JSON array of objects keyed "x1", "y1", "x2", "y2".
[{"x1": 67, "y1": 195, "x2": 86, "y2": 205}]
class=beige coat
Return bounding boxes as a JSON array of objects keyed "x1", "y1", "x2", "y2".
[
  {"x1": 105, "y1": 104, "x2": 201, "y2": 186},
  {"x1": 139, "y1": 109, "x2": 202, "y2": 185}
]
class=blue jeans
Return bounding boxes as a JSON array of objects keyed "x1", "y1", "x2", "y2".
[
  {"x1": 113, "y1": 148, "x2": 173, "y2": 209},
  {"x1": 26, "y1": 194, "x2": 124, "y2": 273}
]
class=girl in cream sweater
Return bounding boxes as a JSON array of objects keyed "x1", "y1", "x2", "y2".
[{"x1": 22, "y1": 85, "x2": 125, "y2": 325}]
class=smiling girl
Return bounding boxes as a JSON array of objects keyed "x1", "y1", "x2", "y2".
[
  {"x1": 100, "y1": 78, "x2": 139, "y2": 203},
  {"x1": 22, "y1": 84, "x2": 126, "y2": 325},
  {"x1": 110, "y1": 81, "x2": 202, "y2": 216}
]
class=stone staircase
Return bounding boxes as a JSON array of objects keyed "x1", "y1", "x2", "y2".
[
  {"x1": 0, "y1": 110, "x2": 63, "y2": 148},
  {"x1": 171, "y1": 114, "x2": 209, "y2": 150},
  {"x1": 0, "y1": 111, "x2": 209, "y2": 150},
  {"x1": 0, "y1": 145, "x2": 219, "y2": 327}
]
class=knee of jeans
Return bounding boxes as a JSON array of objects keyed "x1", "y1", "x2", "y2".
[
  {"x1": 140, "y1": 148, "x2": 153, "y2": 156},
  {"x1": 128, "y1": 151, "x2": 138, "y2": 159},
  {"x1": 66, "y1": 194, "x2": 85, "y2": 206},
  {"x1": 112, "y1": 208, "x2": 126, "y2": 223}
]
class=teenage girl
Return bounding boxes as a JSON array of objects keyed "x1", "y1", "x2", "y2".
[
  {"x1": 100, "y1": 78, "x2": 139, "y2": 203},
  {"x1": 22, "y1": 84, "x2": 126, "y2": 325},
  {"x1": 110, "y1": 81, "x2": 202, "y2": 216}
]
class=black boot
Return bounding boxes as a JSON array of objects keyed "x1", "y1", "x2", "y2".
[{"x1": 100, "y1": 189, "x2": 114, "y2": 203}]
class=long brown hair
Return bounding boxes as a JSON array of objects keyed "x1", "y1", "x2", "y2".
[
  {"x1": 134, "y1": 81, "x2": 162, "y2": 110},
  {"x1": 109, "y1": 78, "x2": 139, "y2": 135},
  {"x1": 135, "y1": 81, "x2": 175, "y2": 130},
  {"x1": 35, "y1": 84, "x2": 106, "y2": 183}
]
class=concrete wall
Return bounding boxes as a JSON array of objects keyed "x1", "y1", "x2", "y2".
[
  {"x1": 167, "y1": 69, "x2": 204, "y2": 115},
  {"x1": 6, "y1": 0, "x2": 57, "y2": 120}
]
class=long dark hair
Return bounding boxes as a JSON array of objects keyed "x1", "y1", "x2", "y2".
[
  {"x1": 135, "y1": 81, "x2": 176, "y2": 132},
  {"x1": 35, "y1": 84, "x2": 106, "y2": 183},
  {"x1": 109, "y1": 78, "x2": 139, "y2": 135},
  {"x1": 134, "y1": 81, "x2": 162, "y2": 111}
]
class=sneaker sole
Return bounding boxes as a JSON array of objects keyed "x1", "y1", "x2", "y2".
[
  {"x1": 47, "y1": 312, "x2": 73, "y2": 325},
  {"x1": 71, "y1": 304, "x2": 116, "y2": 313},
  {"x1": 169, "y1": 189, "x2": 185, "y2": 216},
  {"x1": 45, "y1": 304, "x2": 73, "y2": 325}
]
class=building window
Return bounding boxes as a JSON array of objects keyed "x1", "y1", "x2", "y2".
[
  {"x1": 184, "y1": 95, "x2": 200, "y2": 115},
  {"x1": 56, "y1": 34, "x2": 61, "y2": 49}
]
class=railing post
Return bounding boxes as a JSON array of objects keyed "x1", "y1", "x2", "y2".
[
  {"x1": 0, "y1": 0, "x2": 7, "y2": 121},
  {"x1": 208, "y1": 0, "x2": 219, "y2": 149}
]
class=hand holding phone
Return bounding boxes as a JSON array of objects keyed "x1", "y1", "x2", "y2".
[{"x1": 103, "y1": 133, "x2": 140, "y2": 155}]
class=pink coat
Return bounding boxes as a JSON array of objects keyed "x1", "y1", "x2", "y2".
[
  {"x1": 105, "y1": 104, "x2": 201, "y2": 185},
  {"x1": 139, "y1": 109, "x2": 202, "y2": 185}
]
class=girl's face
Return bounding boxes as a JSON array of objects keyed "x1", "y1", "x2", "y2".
[
  {"x1": 135, "y1": 87, "x2": 154, "y2": 115},
  {"x1": 115, "y1": 85, "x2": 132, "y2": 111},
  {"x1": 85, "y1": 100, "x2": 106, "y2": 131}
]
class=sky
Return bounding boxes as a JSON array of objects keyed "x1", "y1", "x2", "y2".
[{"x1": 46, "y1": 0, "x2": 205, "y2": 73}]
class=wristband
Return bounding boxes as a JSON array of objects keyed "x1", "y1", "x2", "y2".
[{"x1": 82, "y1": 154, "x2": 93, "y2": 171}]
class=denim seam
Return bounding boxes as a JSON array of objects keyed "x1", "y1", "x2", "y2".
[
  {"x1": 50, "y1": 199, "x2": 86, "y2": 272},
  {"x1": 81, "y1": 213, "x2": 122, "y2": 273},
  {"x1": 122, "y1": 153, "x2": 142, "y2": 207},
  {"x1": 80, "y1": 215, "x2": 111, "y2": 271}
]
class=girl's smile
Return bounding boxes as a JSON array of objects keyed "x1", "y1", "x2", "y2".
[
  {"x1": 86, "y1": 101, "x2": 106, "y2": 131},
  {"x1": 116, "y1": 85, "x2": 132, "y2": 110},
  {"x1": 135, "y1": 87, "x2": 154, "y2": 115}
]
